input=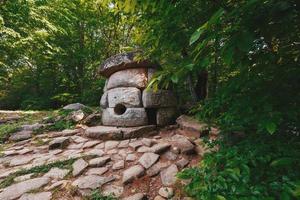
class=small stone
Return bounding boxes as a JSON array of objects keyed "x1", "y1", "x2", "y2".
[
  {"x1": 70, "y1": 110, "x2": 85, "y2": 122},
  {"x1": 17, "y1": 148, "x2": 33, "y2": 155},
  {"x1": 105, "y1": 141, "x2": 119, "y2": 151},
  {"x1": 126, "y1": 154, "x2": 137, "y2": 162},
  {"x1": 44, "y1": 167, "x2": 69, "y2": 180},
  {"x1": 137, "y1": 146, "x2": 151, "y2": 153},
  {"x1": 49, "y1": 137, "x2": 69, "y2": 150},
  {"x1": 67, "y1": 143, "x2": 84, "y2": 149},
  {"x1": 112, "y1": 160, "x2": 125, "y2": 170},
  {"x1": 122, "y1": 165, "x2": 145, "y2": 184},
  {"x1": 107, "y1": 149, "x2": 118, "y2": 154},
  {"x1": 162, "y1": 151, "x2": 178, "y2": 161},
  {"x1": 160, "y1": 164, "x2": 178, "y2": 186},
  {"x1": 129, "y1": 140, "x2": 143, "y2": 150},
  {"x1": 123, "y1": 193, "x2": 145, "y2": 200},
  {"x1": 84, "y1": 149, "x2": 105, "y2": 157},
  {"x1": 138, "y1": 152, "x2": 160, "y2": 169},
  {"x1": 111, "y1": 154, "x2": 123, "y2": 161},
  {"x1": 141, "y1": 138, "x2": 154, "y2": 147},
  {"x1": 158, "y1": 187, "x2": 174, "y2": 198},
  {"x1": 72, "y1": 175, "x2": 115, "y2": 189},
  {"x1": 89, "y1": 156, "x2": 110, "y2": 167},
  {"x1": 147, "y1": 162, "x2": 170, "y2": 177},
  {"x1": 72, "y1": 136, "x2": 89, "y2": 143},
  {"x1": 103, "y1": 185, "x2": 124, "y2": 197},
  {"x1": 49, "y1": 149, "x2": 63, "y2": 155},
  {"x1": 118, "y1": 140, "x2": 130, "y2": 148},
  {"x1": 73, "y1": 158, "x2": 88, "y2": 176},
  {"x1": 82, "y1": 141, "x2": 101, "y2": 149},
  {"x1": 170, "y1": 135, "x2": 195, "y2": 154},
  {"x1": 19, "y1": 192, "x2": 52, "y2": 200},
  {"x1": 151, "y1": 143, "x2": 171, "y2": 154},
  {"x1": 9, "y1": 131, "x2": 32, "y2": 142},
  {"x1": 0, "y1": 177, "x2": 50, "y2": 200},
  {"x1": 13, "y1": 173, "x2": 33, "y2": 182},
  {"x1": 118, "y1": 149, "x2": 129, "y2": 158},
  {"x1": 61, "y1": 129, "x2": 81, "y2": 136},
  {"x1": 85, "y1": 167, "x2": 108, "y2": 176},
  {"x1": 176, "y1": 158, "x2": 189, "y2": 169}
]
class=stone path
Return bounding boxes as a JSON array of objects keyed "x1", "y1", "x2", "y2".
[{"x1": 0, "y1": 113, "x2": 215, "y2": 199}]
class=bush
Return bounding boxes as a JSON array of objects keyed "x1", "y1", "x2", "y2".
[{"x1": 178, "y1": 133, "x2": 300, "y2": 200}]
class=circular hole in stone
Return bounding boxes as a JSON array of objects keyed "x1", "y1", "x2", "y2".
[{"x1": 114, "y1": 104, "x2": 127, "y2": 115}]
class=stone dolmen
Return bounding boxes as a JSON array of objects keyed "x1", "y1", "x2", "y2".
[{"x1": 99, "y1": 51, "x2": 177, "y2": 127}]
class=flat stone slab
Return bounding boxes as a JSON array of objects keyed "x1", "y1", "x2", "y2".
[
  {"x1": 99, "y1": 51, "x2": 156, "y2": 77},
  {"x1": 142, "y1": 90, "x2": 176, "y2": 108},
  {"x1": 44, "y1": 167, "x2": 69, "y2": 180},
  {"x1": 72, "y1": 175, "x2": 115, "y2": 189},
  {"x1": 138, "y1": 152, "x2": 159, "y2": 169},
  {"x1": 72, "y1": 158, "x2": 88, "y2": 176},
  {"x1": 48, "y1": 137, "x2": 69, "y2": 150},
  {"x1": 122, "y1": 165, "x2": 145, "y2": 184},
  {"x1": 85, "y1": 125, "x2": 157, "y2": 140},
  {"x1": 176, "y1": 115, "x2": 209, "y2": 134},
  {"x1": 123, "y1": 193, "x2": 146, "y2": 200},
  {"x1": 102, "y1": 108, "x2": 148, "y2": 127},
  {"x1": 0, "y1": 177, "x2": 50, "y2": 200},
  {"x1": 19, "y1": 192, "x2": 52, "y2": 200},
  {"x1": 107, "y1": 68, "x2": 148, "y2": 90},
  {"x1": 160, "y1": 164, "x2": 178, "y2": 186},
  {"x1": 9, "y1": 130, "x2": 32, "y2": 142}
]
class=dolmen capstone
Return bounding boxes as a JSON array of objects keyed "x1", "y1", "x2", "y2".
[{"x1": 99, "y1": 51, "x2": 177, "y2": 127}]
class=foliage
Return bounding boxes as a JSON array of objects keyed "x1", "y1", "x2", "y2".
[
  {"x1": 110, "y1": 0, "x2": 300, "y2": 135},
  {"x1": 87, "y1": 190, "x2": 117, "y2": 200},
  {"x1": 0, "y1": 0, "x2": 134, "y2": 109},
  {"x1": 178, "y1": 133, "x2": 300, "y2": 200}
]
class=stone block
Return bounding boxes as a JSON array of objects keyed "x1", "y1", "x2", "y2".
[
  {"x1": 142, "y1": 90, "x2": 176, "y2": 108},
  {"x1": 108, "y1": 87, "x2": 142, "y2": 108},
  {"x1": 102, "y1": 108, "x2": 148, "y2": 127},
  {"x1": 156, "y1": 107, "x2": 177, "y2": 126},
  {"x1": 107, "y1": 68, "x2": 148, "y2": 90}
]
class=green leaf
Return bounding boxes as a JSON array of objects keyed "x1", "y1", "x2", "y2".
[
  {"x1": 216, "y1": 195, "x2": 226, "y2": 200},
  {"x1": 266, "y1": 122, "x2": 276, "y2": 134},
  {"x1": 189, "y1": 22, "x2": 208, "y2": 45},
  {"x1": 171, "y1": 74, "x2": 179, "y2": 83}
]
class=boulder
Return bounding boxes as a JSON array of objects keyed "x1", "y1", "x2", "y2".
[
  {"x1": 142, "y1": 90, "x2": 176, "y2": 108},
  {"x1": 156, "y1": 107, "x2": 177, "y2": 126},
  {"x1": 107, "y1": 87, "x2": 142, "y2": 108},
  {"x1": 176, "y1": 115, "x2": 209, "y2": 135},
  {"x1": 106, "y1": 68, "x2": 148, "y2": 90},
  {"x1": 99, "y1": 51, "x2": 157, "y2": 77},
  {"x1": 63, "y1": 103, "x2": 86, "y2": 111},
  {"x1": 169, "y1": 134, "x2": 195, "y2": 154},
  {"x1": 102, "y1": 108, "x2": 148, "y2": 127}
]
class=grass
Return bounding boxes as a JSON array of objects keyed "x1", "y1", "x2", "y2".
[
  {"x1": 85, "y1": 190, "x2": 117, "y2": 200},
  {"x1": 0, "y1": 158, "x2": 76, "y2": 188}
]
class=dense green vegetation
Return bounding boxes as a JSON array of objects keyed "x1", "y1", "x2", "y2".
[{"x1": 1, "y1": 0, "x2": 300, "y2": 199}]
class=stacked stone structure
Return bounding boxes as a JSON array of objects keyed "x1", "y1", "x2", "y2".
[{"x1": 99, "y1": 52, "x2": 176, "y2": 127}]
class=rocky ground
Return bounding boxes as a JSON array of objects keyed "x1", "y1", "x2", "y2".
[{"x1": 0, "y1": 108, "x2": 217, "y2": 200}]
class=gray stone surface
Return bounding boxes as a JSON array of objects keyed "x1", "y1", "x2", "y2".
[
  {"x1": 105, "y1": 141, "x2": 119, "y2": 151},
  {"x1": 99, "y1": 51, "x2": 156, "y2": 77},
  {"x1": 48, "y1": 137, "x2": 69, "y2": 150},
  {"x1": 138, "y1": 152, "x2": 159, "y2": 169},
  {"x1": 72, "y1": 175, "x2": 115, "y2": 189},
  {"x1": 112, "y1": 160, "x2": 125, "y2": 170},
  {"x1": 151, "y1": 143, "x2": 171, "y2": 154},
  {"x1": 142, "y1": 90, "x2": 176, "y2": 108},
  {"x1": 122, "y1": 165, "x2": 145, "y2": 184},
  {"x1": 147, "y1": 161, "x2": 170, "y2": 177},
  {"x1": 9, "y1": 155, "x2": 34, "y2": 166},
  {"x1": 89, "y1": 156, "x2": 110, "y2": 167},
  {"x1": 156, "y1": 107, "x2": 177, "y2": 126},
  {"x1": 9, "y1": 130, "x2": 32, "y2": 142},
  {"x1": 170, "y1": 134, "x2": 195, "y2": 154},
  {"x1": 19, "y1": 192, "x2": 52, "y2": 200},
  {"x1": 176, "y1": 115, "x2": 209, "y2": 134},
  {"x1": 73, "y1": 158, "x2": 88, "y2": 177},
  {"x1": 108, "y1": 87, "x2": 142, "y2": 108},
  {"x1": 103, "y1": 185, "x2": 124, "y2": 197},
  {"x1": 44, "y1": 167, "x2": 69, "y2": 180},
  {"x1": 102, "y1": 108, "x2": 148, "y2": 127},
  {"x1": 0, "y1": 177, "x2": 50, "y2": 200},
  {"x1": 160, "y1": 164, "x2": 178, "y2": 186},
  {"x1": 85, "y1": 126, "x2": 123, "y2": 140},
  {"x1": 107, "y1": 68, "x2": 148, "y2": 90},
  {"x1": 100, "y1": 91, "x2": 108, "y2": 108},
  {"x1": 176, "y1": 158, "x2": 189, "y2": 169},
  {"x1": 85, "y1": 167, "x2": 108, "y2": 176}
]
